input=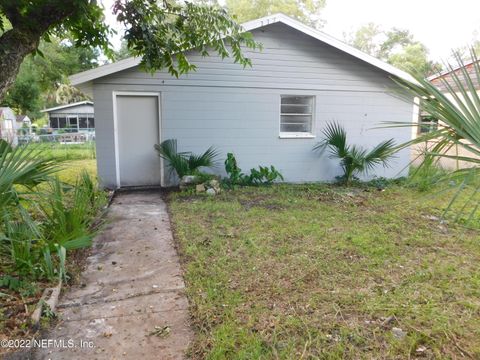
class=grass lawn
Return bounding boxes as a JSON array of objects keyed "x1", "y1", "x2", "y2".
[
  {"x1": 168, "y1": 184, "x2": 480, "y2": 359},
  {"x1": 34, "y1": 142, "x2": 96, "y2": 162},
  {"x1": 56, "y1": 159, "x2": 97, "y2": 184}
]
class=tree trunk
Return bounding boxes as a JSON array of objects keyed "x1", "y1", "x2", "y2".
[{"x1": 0, "y1": 28, "x2": 41, "y2": 101}]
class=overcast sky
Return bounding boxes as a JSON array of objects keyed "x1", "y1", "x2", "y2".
[{"x1": 102, "y1": 0, "x2": 480, "y2": 62}]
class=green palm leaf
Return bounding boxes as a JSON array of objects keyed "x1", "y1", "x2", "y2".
[
  {"x1": 363, "y1": 139, "x2": 397, "y2": 172},
  {"x1": 314, "y1": 122, "x2": 396, "y2": 184},
  {"x1": 155, "y1": 139, "x2": 218, "y2": 178},
  {"x1": 0, "y1": 140, "x2": 59, "y2": 208},
  {"x1": 314, "y1": 121, "x2": 349, "y2": 158},
  {"x1": 391, "y1": 49, "x2": 480, "y2": 222},
  {"x1": 187, "y1": 146, "x2": 219, "y2": 170}
]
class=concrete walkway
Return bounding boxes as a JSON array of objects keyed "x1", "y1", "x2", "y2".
[{"x1": 34, "y1": 191, "x2": 193, "y2": 359}]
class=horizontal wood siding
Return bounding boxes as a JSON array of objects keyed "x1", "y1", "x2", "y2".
[
  {"x1": 49, "y1": 104, "x2": 94, "y2": 115},
  {"x1": 92, "y1": 23, "x2": 413, "y2": 188}
]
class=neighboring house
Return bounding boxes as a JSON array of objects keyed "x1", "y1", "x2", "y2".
[
  {"x1": 429, "y1": 60, "x2": 479, "y2": 92},
  {"x1": 16, "y1": 114, "x2": 32, "y2": 134},
  {"x1": 413, "y1": 60, "x2": 480, "y2": 170},
  {"x1": 0, "y1": 107, "x2": 18, "y2": 146},
  {"x1": 70, "y1": 13, "x2": 416, "y2": 189},
  {"x1": 41, "y1": 101, "x2": 95, "y2": 133}
]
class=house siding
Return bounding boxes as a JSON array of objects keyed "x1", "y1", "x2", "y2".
[
  {"x1": 92, "y1": 23, "x2": 413, "y2": 188},
  {"x1": 48, "y1": 104, "x2": 94, "y2": 115},
  {"x1": 430, "y1": 61, "x2": 479, "y2": 92}
]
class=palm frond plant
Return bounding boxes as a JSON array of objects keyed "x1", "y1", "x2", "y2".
[
  {"x1": 38, "y1": 173, "x2": 101, "y2": 253},
  {"x1": 314, "y1": 122, "x2": 396, "y2": 185},
  {"x1": 0, "y1": 140, "x2": 60, "y2": 277},
  {"x1": 0, "y1": 140, "x2": 58, "y2": 208},
  {"x1": 154, "y1": 139, "x2": 219, "y2": 178},
  {"x1": 391, "y1": 49, "x2": 480, "y2": 223}
]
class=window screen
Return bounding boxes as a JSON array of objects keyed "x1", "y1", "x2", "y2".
[
  {"x1": 58, "y1": 117, "x2": 67, "y2": 128},
  {"x1": 79, "y1": 117, "x2": 88, "y2": 129},
  {"x1": 419, "y1": 116, "x2": 438, "y2": 134},
  {"x1": 280, "y1": 95, "x2": 314, "y2": 134},
  {"x1": 50, "y1": 117, "x2": 59, "y2": 128}
]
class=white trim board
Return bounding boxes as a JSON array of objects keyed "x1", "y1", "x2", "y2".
[
  {"x1": 41, "y1": 100, "x2": 94, "y2": 113},
  {"x1": 112, "y1": 91, "x2": 163, "y2": 188},
  {"x1": 69, "y1": 13, "x2": 417, "y2": 87}
]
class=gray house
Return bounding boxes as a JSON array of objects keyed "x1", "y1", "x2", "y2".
[
  {"x1": 41, "y1": 101, "x2": 95, "y2": 132},
  {"x1": 70, "y1": 14, "x2": 416, "y2": 189}
]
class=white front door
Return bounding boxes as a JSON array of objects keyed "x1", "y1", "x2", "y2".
[{"x1": 115, "y1": 94, "x2": 161, "y2": 187}]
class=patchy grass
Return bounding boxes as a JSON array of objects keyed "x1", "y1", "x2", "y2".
[
  {"x1": 30, "y1": 142, "x2": 96, "y2": 161},
  {"x1": 168, "y1": 184, "x2": 480, "y2": 359},
  {"x1": 56, "y1": 159, "x2": 97, "y2": 184}
]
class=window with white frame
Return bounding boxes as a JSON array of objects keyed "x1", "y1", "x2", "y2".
[{"x1": 280, "y1": 95, "x2": 315, "y2": 137}]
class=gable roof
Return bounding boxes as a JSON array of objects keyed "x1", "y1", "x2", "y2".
[
  {"x1": 16, "y1": 115, "x2": 30, "y2": 122},
  {"x1": 41, "y1": 101, "x2": 94, "y2": 113},
  {"x1": 427, "y1": 60, "x2": 480, "y2": 93},
  {"x1": 70, "y1": 13, "x2": 416, "y2": 86},
  {"x1": 427, "y1": 60, "x2": 478, "y2": 82}
]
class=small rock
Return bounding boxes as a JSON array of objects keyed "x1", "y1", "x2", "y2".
[
  {"x1": 416, "y1": 345, "x2": 427, "y2": 354},
  {"x1": 148, "y1": 325, "x2": 171, "y2": 338},
  {"x1": 97, "y1": 265, "x2": 103, "y2": 271},
  {"x1": 391, "y1": 327, "x2": 407, "y2": 339},
  {"x1": 206, "y1": 188, "x2": 216, "y2": 196},
  {"x1": 381, "y1": 316, "x2": 395, "y2": 326},
  {"x1": 112, "y1": 261, "x2": 117, "y2": 265},
  {"x1": 209, "y1": 179, "x2": 220, "y2": 187},
  {"x1": 424, "y1": 214, "x2": 441, "y2": 222},
  {"x1": 437, "y1": 224, "x2": 448, "y2": 234},
  {"x1": 180, "y1": 175, "x2": 199, "y2": 189},
  {"x1": 196, "y1": 184, "x2": 206, "y2": 193}
]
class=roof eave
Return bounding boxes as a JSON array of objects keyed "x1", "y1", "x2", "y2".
[
  {"x1": 69, "y1": 13, "x2": 418, "y2": 86},
  {"x1": 40, "y1": 100, "x2": 94, "y2": 113}
]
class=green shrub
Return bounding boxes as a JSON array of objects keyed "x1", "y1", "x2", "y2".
[
  {"x1": 39, "y1": 172, "x2": 104, "y2": 254},
  {"x1": 395, "y1": 51, "x2": 480, "y2": 221},
  {"x1": 225, "y1": 152, "x2": 243, "y2": 184},
  {"x1": 223, "y1": 152, "x2": 284, "y2": 187},
  {"x1": 408, "y1": 162, "x2": 449, "y2": 192},
  {"x1": 248, "y1": 166, "x2": 284, "y2": 185},
  {"x1": 0, "y1": 275, "x2": 38, "y2": 297},
  {"x1": 0, "y1": 140, "x2": 58, "y2": 209},
  {"x1": 314, "y1": 122, "x2": 396, "y2": 185},
  {"x1": 0, "y1": 167, "x2": 106, "y2": 282},
  {"x1": 155, "y1": 139, "x2": 219, "y2": 178}
]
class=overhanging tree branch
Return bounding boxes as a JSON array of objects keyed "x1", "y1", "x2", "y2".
[{"x1": 0, "y1": 0, "x2": 259, "y2": 102}]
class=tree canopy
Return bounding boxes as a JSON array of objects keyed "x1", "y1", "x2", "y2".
[
  {"x1": 2, "y1": 37, "x2": 99, "y2": 117},
  {"x1": 346, "y1": 23, "x2": 440, "y2": 77},
  {"x1": 225, "y1": 0, "x2": 326, "y2": 28},
  {"x1": 0, "y1": 0, "x2": 259, "y2": 102}
]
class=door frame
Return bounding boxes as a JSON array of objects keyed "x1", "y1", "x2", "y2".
[{"x1": 112, "y1": 91, "x2": 163, "y2": 188}]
